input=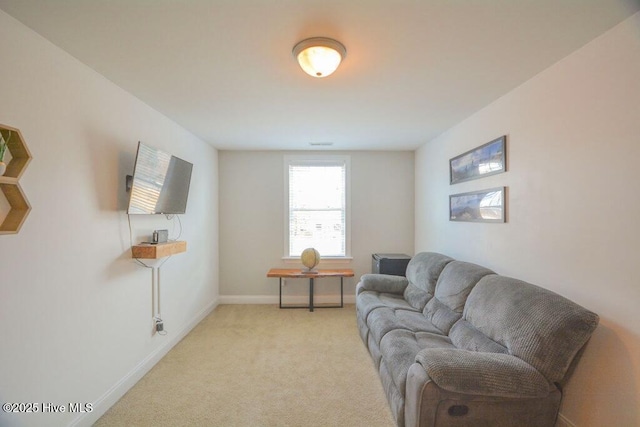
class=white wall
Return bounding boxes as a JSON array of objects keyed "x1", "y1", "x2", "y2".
[
  {"x1": 219, "y1": 150, "x2": 414, "y2": 302},
  {"x1": 0, "y1": 10, "x2": 219, "y2": 427},
  {"x1": 415, "y1": 12, "x2": 640, "y2": 427}
]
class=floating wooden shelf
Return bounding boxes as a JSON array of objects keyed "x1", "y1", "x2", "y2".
[
  {"x1": 131, "y1": 241, "x2": 187, "y2": 259},
  {"x1": 0, "y1": 124, "x2": 32, "y2": 235}
]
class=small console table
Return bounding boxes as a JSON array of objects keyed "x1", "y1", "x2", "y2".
[{"x1": 267, "y1": 268, "x2": 354, "y2": 312}]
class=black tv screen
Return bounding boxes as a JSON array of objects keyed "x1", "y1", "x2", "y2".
[{"x1": 127, "y1": 142, "x2": 193, "y2": 214}]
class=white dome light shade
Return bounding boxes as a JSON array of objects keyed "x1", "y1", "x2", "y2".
[
  {"x1": 297, "y1": 46, "x2": 341, "y2": 77},
  {"x1": 293, "y1": 37, "x2": 347, "y2": 78}
]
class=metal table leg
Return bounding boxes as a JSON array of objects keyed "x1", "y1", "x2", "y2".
[
  {"x1": 273, "y1": 272, "x2": 348, "y2": 311},
  {"x1": 309, "y1": 277, "x2": 314, "y2": 312}
]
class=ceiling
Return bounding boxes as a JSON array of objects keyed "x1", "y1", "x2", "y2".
[{"x1": 0, "y1": 1, "x2": 638, "y2": 151}]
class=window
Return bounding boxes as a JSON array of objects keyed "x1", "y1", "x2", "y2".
[{"x1": 285, "y1": 156, "x2": 350, "y2": 258}]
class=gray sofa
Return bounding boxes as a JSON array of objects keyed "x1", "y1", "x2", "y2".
[{"x1": 356, "y1": 252, "x2": 599, "y2": 427}]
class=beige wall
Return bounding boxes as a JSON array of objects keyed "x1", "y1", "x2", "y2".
[
  {"x1": 0, "y1": 10, "x2": 219, "y2": 427},
  {"x1": 415, "y1": 12, "x2": 640, "y2": 426},
  {"x1": 219, "y1": 150, "x2": 414, "y2": 302}
]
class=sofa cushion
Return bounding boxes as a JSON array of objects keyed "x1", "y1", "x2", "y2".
[
  {"x1": 368, "y1": 333, "x2": 383, "y2": 370},
  {"x1": 380, "y1": 329, "x2": 455, "y2": 398},
  {"x1": 356, "y1": 309, "x2": 370, "y2": 344},
  {"x1": 356, "y1": 290, "x2": 415, "y2": 322},
  {"x1": 368, "y1": 306, "x2": 440, "y2": 345},
  {"x1": 463, "y1": 275, "x2": 599, "y2": 384},
  {"x1": 379, "y1": 362, "x2": 405, "y2": 426},
  {"x1": 449, "y1": 319, "x2": 508, "y2": 354},
  {"x1": 422, "y1": 298, "x2": 460, "y2": 334},
  {"x1": 403, "y1": 252, "x2": 454, "y2": 310},
  {"x1": 423, "y1": 261, "x2": 495, "y2": 334}
]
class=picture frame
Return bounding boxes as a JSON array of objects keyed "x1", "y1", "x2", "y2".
[
  {"x1": 449, "y1": 187, "x2": 506, "y2": 223},
  {"x1": 450, "y1": 136, "x2": 506, "y2": 185}
]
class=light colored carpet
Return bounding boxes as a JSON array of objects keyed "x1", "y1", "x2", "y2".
[{"x1": 95, "y1": 304, "x2": 395, "y2": 426}]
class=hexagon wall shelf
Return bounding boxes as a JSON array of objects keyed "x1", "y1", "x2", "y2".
[{"x1": 0, "y1": 124, "x2": 32, "y2": 234}]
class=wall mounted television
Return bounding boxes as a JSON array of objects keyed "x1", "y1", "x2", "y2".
[{"x1": 127, "y1": 142, "x2": 193, "y2": 215}]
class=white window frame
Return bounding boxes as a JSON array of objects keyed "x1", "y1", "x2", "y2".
[{"x1": 283, "y1": 155, "x2": 352, "y2": 261}]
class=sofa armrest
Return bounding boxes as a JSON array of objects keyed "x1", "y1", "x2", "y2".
[
  {"x1": 357, "y1": 273, "x2": 409, "y2": 295},
  {"x1": 415, "y1": 348, "x2": 552, "y2": 398}
]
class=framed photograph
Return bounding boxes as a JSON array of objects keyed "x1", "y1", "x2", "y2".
[
  {"x1": 450, "y1": 136, "x2": 506, "y2": 185},
  {"x1": 449, "y1": 187, "x2": 506, "y2": 223}
]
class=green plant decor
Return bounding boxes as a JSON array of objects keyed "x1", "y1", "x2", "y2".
[{"x1": 0, "y1": 131, "x2": 10, "y2": 162}]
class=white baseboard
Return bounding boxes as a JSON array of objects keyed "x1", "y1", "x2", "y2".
[
  {"x1": 556, "y1": 413, "x2": 577, "y2": 427},
  {"x1": 69, "y1": 298, "x2": 219, "y2": 427},
  {"x1": 219, "y1": 295, "x2": 280, "y2": 304},
  {"x1": 219, "y1": 294, "x2": 356, "y2": 305}
]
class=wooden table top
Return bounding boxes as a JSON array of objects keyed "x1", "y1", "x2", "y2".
[{"x1": 267, "y1": 268, "x2": 355, "y2": 278}]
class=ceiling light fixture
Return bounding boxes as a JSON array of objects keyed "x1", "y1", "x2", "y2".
[{"x1": 292, "y1": 37, "x2": 347, "y2": 78}]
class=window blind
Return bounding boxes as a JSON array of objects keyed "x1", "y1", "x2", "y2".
[{"x1": 288, "y1": 160, "x2": 346, "y2": 257}]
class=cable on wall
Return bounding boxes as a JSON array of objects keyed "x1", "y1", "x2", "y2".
[{"x1": 127, "y1": 213, "x2": 180, "y2": 336}]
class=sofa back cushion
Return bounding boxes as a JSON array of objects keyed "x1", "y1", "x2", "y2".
[
  {"x1": 463, "y1": 275, "x2": 599, "y2": 384},
  {"x1": 403, "y1": 252, "x2": 453, "y2": 310},
  {"x1": 449, "y1": 319, "x2": 509, "y2": 354},
  {"x1": 423, "y1": 262, "x2": 494, "y2": 334}
]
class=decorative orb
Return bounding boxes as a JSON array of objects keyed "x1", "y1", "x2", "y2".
[{"x1": 301, "y1": 248, "x2": 320, "y2": 271}]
